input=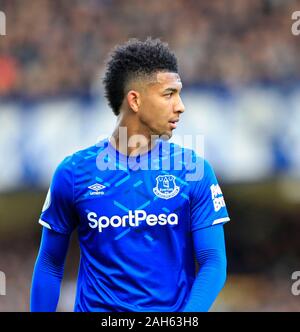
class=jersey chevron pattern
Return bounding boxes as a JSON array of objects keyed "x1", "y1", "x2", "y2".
[{"x1": 39, "y1": 138, "x2": 230, "y2": 312}]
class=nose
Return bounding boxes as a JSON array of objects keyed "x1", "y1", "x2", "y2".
[{"x1": 174, "y1": 95, "x2": 185, "y2": 114}]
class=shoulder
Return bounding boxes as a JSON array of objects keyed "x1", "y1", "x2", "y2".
[
  {"x1": 72, "y1": 138, "x2": 109, "y2": 164},
  {"x1": 54, "y1": 138, "x2": 109, "y2": 179},
  {"x1": 162, "y1": 140, "x2": 203, "y2": 160},
  {"x1": 164, "y1": 140, "x2": 213, "y2": 174},
  {"x1": 61, "y1": 138, "x2": 109, "y2": 167}
]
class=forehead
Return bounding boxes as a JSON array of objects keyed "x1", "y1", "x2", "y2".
[{"x1": 148, "y1": 72, "x2": 182, "y2": 90}]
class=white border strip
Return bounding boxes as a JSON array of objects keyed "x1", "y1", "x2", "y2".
[
  {"x1": 39, "y1": 219, "x2": 52, "y2": 230},
  {"x1": 212, "y1": 217, "x2": 230, "y2": 225}
]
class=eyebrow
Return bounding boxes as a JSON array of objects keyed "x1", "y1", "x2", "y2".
[{"x1": 163, "y1": 87, "x2": 181, "y2": 93}]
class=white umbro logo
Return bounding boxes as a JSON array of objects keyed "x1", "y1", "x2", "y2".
[{"x1": 88, "y1": 183, "x2": 106, "y2": 195}]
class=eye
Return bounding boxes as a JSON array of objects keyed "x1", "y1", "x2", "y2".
[{"x1": 164, "y1": 92, "x2": 173, "y2": 98}]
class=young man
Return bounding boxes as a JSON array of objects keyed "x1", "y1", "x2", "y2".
[{"x1": 30, "y1": 38, "x2": 230, "y2": 312}]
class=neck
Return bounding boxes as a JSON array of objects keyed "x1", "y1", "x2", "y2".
[{"x1": 110, "y1": 114, "x2": 158, "y2": 156}]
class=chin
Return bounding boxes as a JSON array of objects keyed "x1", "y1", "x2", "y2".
[{"x1": 159, "y1": 131, "x2": 172, "y2": 140}]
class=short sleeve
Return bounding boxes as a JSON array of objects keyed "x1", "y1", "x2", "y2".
[
  {"x1": 39, "y1": 156, "x2": 78, "y2": 234},
  {"x1": 190, "y1": 159, "x2": 230, "y2": 232}
]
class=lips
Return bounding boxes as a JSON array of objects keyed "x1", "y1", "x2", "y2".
[{"x1": 169, "y1": 119, "x2": 179, "y2": 129}]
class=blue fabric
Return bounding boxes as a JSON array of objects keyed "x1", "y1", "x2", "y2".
[
  {"x1": 31, "y1": 224, "x2": 227, "y2": 312},
  {"x1": 30, "y1": 228, "x2": 71, "y2": 312},
  {"x1": 183, "y1": 224, "x2": 227, "y2": 312},
  {"x1": 34, "y1": 138, "x2": 230, "y2": 311}
]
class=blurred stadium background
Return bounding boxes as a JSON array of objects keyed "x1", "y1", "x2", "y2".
[{"x1": 1, "y1": 0, "x2": 300, "y2": 311}]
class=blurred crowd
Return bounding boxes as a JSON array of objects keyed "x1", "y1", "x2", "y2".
[{"x1": 0, "y1": 0, "x2": 299, "y2": 98}]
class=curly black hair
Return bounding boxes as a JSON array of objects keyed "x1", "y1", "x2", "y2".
[{"x1": 103, "y1": 38, "x2": 178, "y2": 116}]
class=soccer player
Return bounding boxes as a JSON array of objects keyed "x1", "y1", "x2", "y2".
[{"x1": 30, "y1": 38, "x2": 230, "y2": 312}]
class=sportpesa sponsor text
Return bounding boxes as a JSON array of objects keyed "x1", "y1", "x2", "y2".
[{"x1": 87, "y1": 210, "x2": 178, "y2": 232}]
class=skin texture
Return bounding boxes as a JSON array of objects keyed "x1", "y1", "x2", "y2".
[{"x1": 110, "y1": 71, "x2": 185, "y2": 156}]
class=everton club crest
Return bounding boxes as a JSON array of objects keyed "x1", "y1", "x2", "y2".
[{"x1": 153, "y1": 175, "x2": 180, "y2": 199}]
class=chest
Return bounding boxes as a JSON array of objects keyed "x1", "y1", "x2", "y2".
[{"x1": 74, "y1": 169, "x2": 191, "y2": 233}]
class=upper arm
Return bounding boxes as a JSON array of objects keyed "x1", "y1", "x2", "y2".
[
  {"x1": 192, "y1": 224, "x2": 227, "y2": 268},
  {"x1": 190, "y1": 159, "x2": 230, "y2": 232},
  {"x1": 39, "y1": 156, "x2": 78, "y2": 235},
  {"x1": 37, "y1": 227, "x2": 71, "y2": 268},
  {"x1": 192, "y1": 224, "x2": 226, "y2": 253}
]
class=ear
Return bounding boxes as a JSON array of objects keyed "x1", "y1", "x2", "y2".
[{"x1": 126, "y1": 90, "x2": 140, "y2": 113}]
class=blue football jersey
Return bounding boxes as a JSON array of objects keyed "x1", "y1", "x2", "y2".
[{"x1": 39, "y1": 138, "x2": 230, "y2": 312}]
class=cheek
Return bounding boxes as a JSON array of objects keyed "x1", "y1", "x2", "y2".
[
  {"x1": 138, "y1": 106, "x2": 156, "y2": 129},
  {"x1": 139, "y1": 96, "x2": 170, "y2": 125},
  {"x1": 141, "y1": 100, "x2": 161, "y2": 119},
  {"x1": 152, "y1": 105, "x2": 169, "y2": 124},
  {"x1": 151, "y1": 99, "x2": 171, "y2": 115}
]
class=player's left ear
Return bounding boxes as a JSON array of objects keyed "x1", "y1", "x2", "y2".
[{"x1": 126, "y1": 90, "x2": 140, "y2": 113}]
